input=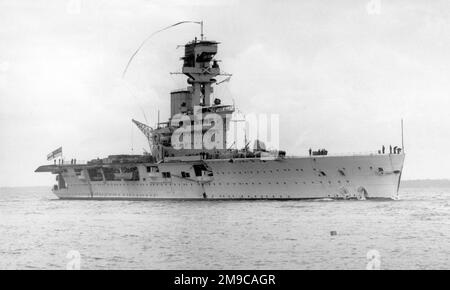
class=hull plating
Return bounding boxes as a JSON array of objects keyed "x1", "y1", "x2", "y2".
[{"x1": 53, "y1": 154, "x2": 405, "y2": 200}]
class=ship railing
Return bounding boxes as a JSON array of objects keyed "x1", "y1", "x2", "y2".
[
  {"x1": 48, "y1": 159, "x2": 88, "y2": 165},
  {"x1": 284, "y1": 151, "x2": 385, "y2": 158},
  {"x1": 47, "y1": 151, "x2": 390, "y2": 166}
]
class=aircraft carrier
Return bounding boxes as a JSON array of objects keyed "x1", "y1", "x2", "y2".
[{"x1": 36, "y1": 28, "x2": 405, "y2": 200}]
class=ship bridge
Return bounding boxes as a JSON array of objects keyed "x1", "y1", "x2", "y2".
[{"x1": 135, "y1": 35, "x2": 235, "y2": 162}]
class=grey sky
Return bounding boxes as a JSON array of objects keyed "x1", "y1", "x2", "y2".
[{"x1": 1, "y1": 0, "x2": 449, "y2": 186}]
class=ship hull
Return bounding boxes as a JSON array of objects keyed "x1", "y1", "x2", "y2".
[{"x1": 49, "y1": 153, "x2": 405, "y2": 200}]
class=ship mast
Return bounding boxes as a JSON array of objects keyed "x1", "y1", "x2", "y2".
[
  {"x1": 200, "y1": 20, "x2": 204, "y2": 40},
  {"x1": 401, "y1": 118, "x2": 405, "y2": 152},
  {"x1": 180, "y1": 37, "x2": 220, "y2": 108}
]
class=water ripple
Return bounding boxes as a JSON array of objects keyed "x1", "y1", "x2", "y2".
[{"x1": 0, "y1": 185, "x2": 448, "y2": 269}]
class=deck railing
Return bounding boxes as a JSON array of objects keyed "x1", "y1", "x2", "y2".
[
  {"x1": 48, "y1": 159, "x2": 88, "y2": 165},
  {"x1": 47, "y1": 150, "x2": 401, "y2": 166}
]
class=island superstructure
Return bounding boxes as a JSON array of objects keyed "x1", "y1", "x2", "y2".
[{"x1": 35, "y1": 31, "x2": 405, "y2": 200}]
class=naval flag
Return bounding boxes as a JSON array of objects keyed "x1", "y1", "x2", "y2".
[{"x1": 47, "y1": 147, "x2": 62, "y2": 161}]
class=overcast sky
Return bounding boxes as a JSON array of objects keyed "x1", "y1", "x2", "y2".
[{"x1": 1, "y1": 0, "x2": 449, "y2": 186}]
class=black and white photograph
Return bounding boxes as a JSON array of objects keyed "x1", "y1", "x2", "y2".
[{"x1": 0, "y1": 0, "x2": 449, "y2": 274}]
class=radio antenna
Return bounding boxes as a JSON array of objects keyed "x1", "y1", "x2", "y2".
[
  {"x1": 200, "y1": 20, "x2": 204, "y2": 40},
  {"x1": 401, "y1": 118, "x2": 405, "y2": 152},
  {"x1": 122, "y1": 21, "x2": 202, "y2": 78}
]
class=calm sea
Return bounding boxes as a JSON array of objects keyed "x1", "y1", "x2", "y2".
[{"x1": 0, "y1": 182, "x2": 449, "y2": 270}]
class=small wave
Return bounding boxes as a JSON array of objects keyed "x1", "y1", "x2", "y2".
[
  {"x1": 24, "y1": 211, "x2": 44, "y2": 215},
  {"x1": 313, "y1": 198, "x2": 335, "y2": 202}
]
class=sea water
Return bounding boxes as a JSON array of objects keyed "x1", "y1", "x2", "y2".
[{"x1": 0, "y1": 183, "x2": 448, "y2": 269}]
